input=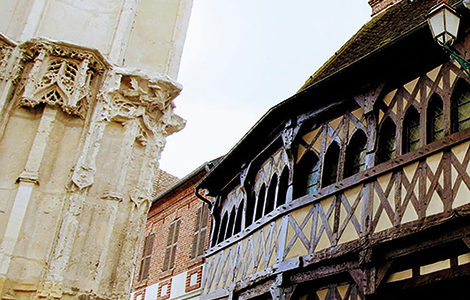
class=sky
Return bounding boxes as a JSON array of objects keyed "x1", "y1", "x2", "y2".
[{"x1": 159, "y1": 1, "x2": 372, "y2": 178}]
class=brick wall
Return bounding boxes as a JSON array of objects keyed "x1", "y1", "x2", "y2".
[
  {"x1": 131, "y1": 169, "x2": 211, "y2": 296},
  {"x1": 368, "y1": 0, "x2": 403, "y2": 16}
]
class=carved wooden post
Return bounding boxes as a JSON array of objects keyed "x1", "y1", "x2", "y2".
[
  {"x1": 269, "y1": 274, "x2": 297, "y2": 300},
  {"x1": 354, "y1": 84, "x2": 384, "y2": 235}
]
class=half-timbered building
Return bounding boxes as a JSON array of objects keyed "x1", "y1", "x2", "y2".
[{"x1": 197, "y1": 0, "x2": 470, "y2": 299}]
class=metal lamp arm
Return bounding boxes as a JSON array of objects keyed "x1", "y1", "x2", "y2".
[{"x1": 442, "y1": 43, "x2": 470, "y2": 76}]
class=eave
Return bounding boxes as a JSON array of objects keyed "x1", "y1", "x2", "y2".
[{"x1": 198, "y1": 1, "x2": 469, "y2": 197}]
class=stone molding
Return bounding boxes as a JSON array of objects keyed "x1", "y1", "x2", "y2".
[
  {"x1": 70, "y1": 68, "x2": 185, "y2": 191},
  {"x1": 0, "y1": 34, "x2": 185, "y2": 192},
  {"x1": 0, "y1": 33, "x2": 20, "y2": 83},
  {"x1": 18, "y1": 39, "x2": 109, "y2": 118}
]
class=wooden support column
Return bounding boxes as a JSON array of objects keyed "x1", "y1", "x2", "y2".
[{"x1": 269, "y1": 274, "x2": 297, "y2": 300}]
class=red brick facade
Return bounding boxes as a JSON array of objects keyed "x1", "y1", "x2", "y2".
[{"x1": 131, "y1": 164, "x2": 213, "y2": 299}]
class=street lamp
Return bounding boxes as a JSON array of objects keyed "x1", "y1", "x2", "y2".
[
  {"x1": 428, "y1": 1, "x2": 460, "y2": 45},
  {"x1": 427, "y1": 1, "x2": 470, "y2": 75}
]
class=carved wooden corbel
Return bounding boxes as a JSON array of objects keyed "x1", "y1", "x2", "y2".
[
  {"x1": 354, "y1": 83, "x2": 385, "y2": 115},
  {"x1": 269, "y1": 274, "x2": 297, "y2": 300},
  {"x1": 281, "y1": 127, "x2": 294, "y2": 150}
]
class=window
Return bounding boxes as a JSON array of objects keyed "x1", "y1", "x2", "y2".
[
  {"x1": 427, "y1": 94, "x2": 445, "y2": 143},
  {"x1": 162, "y1": 219, "x2": 180, "y2": 271},
  {"x1": 294, "y1": 151, "x2": 320, "y2": 198},
  {"x1": 376, "y1": 117, "x2": 396, "y2": 164},
  {"x1": 139, "y1": 233, "x2": 155, "y2": 281},
  {"x1": 403, "y1": 106, "x2": 420, "y2": 154},
  {"x1": 277, "y1": 167, "x2": 289, "y2": 207},
  {"x1": 233, "y1": 200, "x2": 244, "y2": 235},
  {"x1": 255, "y1": 185, "x2": 266, "y2": 221},
  {"x1": 322, "y1": 142, "x2": 340, "y2": 187},
  {"x1": 191, "y1": 205, "x2": 209, "y2": 259},
  {"x1": 264, "y1": 175, "x2": 277, "y2": 215},
  {"x1": 225, "y1": 208, "x2": 236, "y2": 240},
  {"x1": 451, "y1": 79, "x2": 470, "y2": 133},
  {"x1": 344, "y1": 130, "x2": 367, "y2": 177},
  {"x1": 217, "y1": 212, "x2": 228, "y2": 244},
  {"x1": 245, "y1": 191, "x2": 255, "y2": 228}
]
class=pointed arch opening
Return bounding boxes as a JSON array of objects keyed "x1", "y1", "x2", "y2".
[
  {"x1": 217, "y1": 212, "x2": 228, "y2": 244},
  {"x1": 245, "y1": 190, "x2": 255, "y2": 228},
  {"x1": 277, "y1": 167, "x2": 289, "y2": 207},
  {"x1": 344, "y1": 130, "x2": 367, "y2": 177},
  {"x1": 451, "y1": 79, "x2": 470, "y2": 133},
  {"x1": 265, "y1": 175, "x2": 277, "y2": 215},
  {"x1": 255, "y1": 184, "x2": 266, "y2": 221},
  {"x1": 376, "y1": 117, "x2": 397, "y2": 164},
  {"x1": 225, "y1": 208, "x2": 236, "y2": 240},
  {"x1": 427, "y1": 94, "x2": 444, "y2": 144},
  {"x1": 294, "y1": 151, "x2": 320, "y2": 198},
  {"x1": 233, "y1": 200, "x2": 244, "y2": 235},
  {"x1": 322, "y1": 142, "x2": 340, "y2": 187},
  {"x1": 403, "y1": 106, "x2": 421, "y2": 154}
]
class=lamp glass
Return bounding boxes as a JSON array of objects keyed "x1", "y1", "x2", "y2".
[
  {"x1": 428, "y1": 3, "x2": 460, "y2": 45},
  {"x1": 445, "y1": 9, "x2": 460, "y2": 39},
  {"x1": 429, "y1": 9, "x2": 445, "y2": 39}
]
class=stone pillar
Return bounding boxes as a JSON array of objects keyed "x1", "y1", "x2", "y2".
[{"x1": 0, "y1": 38, "x2": 185, "y2": 300}]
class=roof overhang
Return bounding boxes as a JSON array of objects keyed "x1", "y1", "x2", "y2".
[{"x1": 198, "y1": 1, "x2": 470, "y2": 196}]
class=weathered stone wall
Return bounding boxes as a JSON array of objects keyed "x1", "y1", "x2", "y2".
[
  {"x1": 0, "y1": 31, "x2": 186, "y2": 300},
  {"x1": 0, "y1": 0, "x2": 192, "y2": 78}
]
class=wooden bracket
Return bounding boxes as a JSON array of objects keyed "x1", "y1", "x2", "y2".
[
  {"x1": 463, "y1": 236, "x2": 470, "y2": 249},
  {"x1": 354, "y1": 83, "x2": 385, "y2": 114},
  {"x1": 348, "y1": 260, "x2": 392, "y2": 296}
]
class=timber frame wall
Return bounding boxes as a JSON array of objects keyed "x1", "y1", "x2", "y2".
[{"x1": 201, "y1": 60, "x2": 470, "y2": 299}]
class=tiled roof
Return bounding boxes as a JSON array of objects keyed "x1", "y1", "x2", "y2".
[
  {"x1": 300, "y1": 0, "x2": 461, "y2": 91},
  {"x1": 152, "y1": 169, "x2": 179, "y2": 197}
]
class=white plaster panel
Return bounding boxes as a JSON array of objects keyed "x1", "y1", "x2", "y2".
[
  {"x1": 170, "y1": 271, "x2": 187, "y2": 299},
  {"x1": 144, "y1": 282, "x2": 159, "y2": 300},
  {"x1": 190, "y1": 272, "x2": 198, "y2": 287},
  {"x1": 36, "y1": 0, "x2": 124, "y2": 55}
]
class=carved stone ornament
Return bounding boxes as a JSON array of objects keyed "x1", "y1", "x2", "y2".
[
  {"x1": 19, "y1": 38, "x2": 110, "y2": 118},
  {"x1": 129, "y1": 189, "x2": 151, "y2": 210},
  {"x1": 34, "y1": 281, "x2": 63, "y2": 299},
  {"x1": 98, "y1": 68, "x2": 185, "y2": 144},
  {"x1": 0, "y1": 33, "x2": 19, "y2": 82}
]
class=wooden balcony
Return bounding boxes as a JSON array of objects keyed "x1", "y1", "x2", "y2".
[{"x1": 202, "y1": 129, "x2": 470, "y2": 298}]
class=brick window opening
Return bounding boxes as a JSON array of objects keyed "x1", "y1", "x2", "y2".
[
  {"x1": 162, "y1": 219, "x2": 180, "y2": 271},
  {"x1": 192, "y1": 204, "x2": 209, "y2": 258},
  {"x1": 158, "y1": 279, "x2": 172, "y2": 300},
  {"x1": 185, "y1": 266, "x2": 203, "y2": 293},
  {"x1": 138, "y1": 233, "x2": 155, "y2": 281}
]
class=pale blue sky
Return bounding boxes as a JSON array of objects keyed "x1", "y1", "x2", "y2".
[{"x1": 160, "y1": 1, "x2": 371, "y2": 177}]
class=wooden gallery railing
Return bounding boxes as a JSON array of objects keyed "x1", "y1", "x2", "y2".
[{"x1": 202, "y1": 131, "x2": 470, "y2": 297}]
